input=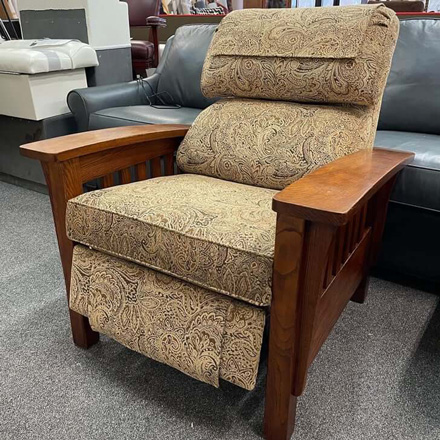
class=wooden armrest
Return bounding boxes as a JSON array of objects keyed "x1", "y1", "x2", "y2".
[
  {"x1": 146, "y1": 16, "x2": 167, "y2": 27},
  {"x1": 273, "y1": 148, "x2": 414, "y2": 225},
  {"x1": 20, "y1": 124, "x2": 189, "y2": 163}
]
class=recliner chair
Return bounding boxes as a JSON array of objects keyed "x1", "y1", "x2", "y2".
[
  {"x1": 22, "y1": 6, "x2": 412, "y2": 439},
  {"x1": 68, "y1": 24, "x2": 218, "y2": 132}
]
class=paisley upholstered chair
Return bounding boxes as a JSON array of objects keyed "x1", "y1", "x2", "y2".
[{"x1": 22, "y1": 6, "x2": 413, "y2": 439}]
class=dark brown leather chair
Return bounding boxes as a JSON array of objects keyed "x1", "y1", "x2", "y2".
[
  {"x1": 368, "y1": 1, "x2": 425, "y2": 12},
  {"x1": 126, "y1": 0, "x2": 166, "y2": 78}
]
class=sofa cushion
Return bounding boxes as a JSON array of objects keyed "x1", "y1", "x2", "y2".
[
  {"x1": 378, "y1": 18, "x2": 440, "y2": 135},
  {"x1": 156, "y1": 24, "x2": 218, "y2": 109},
  {"x1": 88, "y1": 105, "x2": 201, "y2": 130},
  {"x1": 177, "y1": 98, "x2": 376, "y2": 190},
  {"x1": 66, "y1": 174, "x2": 277, "y2": 307},
  {"x1": 375, "y1": 130, "x2": 440, "y2": 211},
  {"x1": 202, "y1": 5, "x2": 399, "y2": 106},
  {"x1": 70, "y1": 245, "x2": 266, "y2": 390}
]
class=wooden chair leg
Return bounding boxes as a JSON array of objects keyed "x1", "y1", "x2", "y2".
[
  {"x1": 69, "y1": 310, "x2": 99, "y2": 348},
  {"x1": 151, "y1": 27, "x2": 159, "y2": 68},
  {"x1": 43, "y1": 160, "x2": 100, "y2": 349},
  {"x1": 264, "y1": 217, "x2": 337, "y2": 439},
  {"x1": 264, "y1": 215, "x2": 304, "y2": 440},
  {"x1": 351, "y1": 276, "x2": 370, "y2": 304},
  {"x1": 264, "y1": 388, "x2": 297, "y2": 440}
]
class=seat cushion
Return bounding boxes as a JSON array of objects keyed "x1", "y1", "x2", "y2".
[
  {"x1": 375, "y1": 130, "x2": 440, "y2": 211},
  {"x1": 131, "y1": 40, "x2": 154, "y2": 59},
  {"x1": 66, "y1": 174, "x2": 277, "y2": 306},
  {"x1": 89, "y1": 106, "x2": 202, "y2": 130}
]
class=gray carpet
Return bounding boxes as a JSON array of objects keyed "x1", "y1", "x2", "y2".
[{"x1": 1, "y1": 180, "x2": 439, "y2": 440}]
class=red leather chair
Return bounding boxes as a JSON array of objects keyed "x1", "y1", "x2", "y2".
[
  {"x1": 367, "y1": 1, "x2": 425, "y2": 12},
  {"x1": 126, "y1": 0, "x2": 166, "y2": 78}
]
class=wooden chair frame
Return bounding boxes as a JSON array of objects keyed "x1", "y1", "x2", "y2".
[{"x1": 21, "y1": 125, "x2": 413, "y2": 440}]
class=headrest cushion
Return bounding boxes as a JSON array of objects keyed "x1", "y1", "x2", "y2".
[{"x1": 201, "y1": 5, "x2": 399, "y2": 106}]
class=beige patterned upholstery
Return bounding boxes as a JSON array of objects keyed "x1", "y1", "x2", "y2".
[
  {"x1": 67, "y1": 174, "x2": 277, "y2": 307},
  {"x1": 177, "y1": 99, "x2": 376, "y2": 190},
  {"x1": 68, "y1": 6, "x2": 399, "y2": 389},
  {"x1": 178, "y1": 5, "x2": 399, "y2": 189},
  {"x1": 201, "y1": 5, "x2": 399, "y2": 105},
  {"x1": 70, "y1": 245, "x2": 266, "y2": 390}
]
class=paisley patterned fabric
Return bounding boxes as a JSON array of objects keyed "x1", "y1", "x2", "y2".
[
  {"x1": 180, "y1": 6, "x2": 399, "y2": 190},
  {"x1": 70, "y1": 245, "x2": 266, "y2": 390},
  {"x1": 177, "y1": 99, "x2": 376, "y2": 190},
  {"x1": 202, "y1": 5, "x2": 399, "y2": 106},
  {"x1": 67, "y1": 174, "x2": 277, "y2": 306}
]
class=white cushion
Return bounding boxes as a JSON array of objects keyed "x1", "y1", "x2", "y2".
[{"x1": 0, "y1": 39, "x2": 99, "y2": 74}]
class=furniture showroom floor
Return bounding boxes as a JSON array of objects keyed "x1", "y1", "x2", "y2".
[{"x1": 1, "y1": 180, "x2": 439, "y2": 440}]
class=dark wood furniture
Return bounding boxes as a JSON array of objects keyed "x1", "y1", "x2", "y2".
[
  {"x1": 21, "y1": 126, "x2": 413, "y2": 439},
  {"x1": 126, "y1": 0, "x2": 166, "y2": 76},
  {"x1": 368, "y1": 0, "x2": 425, "y2": 12}
]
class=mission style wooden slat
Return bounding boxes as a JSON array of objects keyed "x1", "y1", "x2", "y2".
[
  {"x1": 165, "y1": 153, "x2": 175, "y2": 176},
  {"x1": 20, "y1": 125, "x2": 414, "y2": 440},
  {"x1": 101, "y1": 173, "x2": 114, "y2": 188},
  {"x1": 119, "y1": 168, "x2": 132, "y2": 185},
  {"x1": 324, "y1": 235, "x2": 336, "y2": 289},
  {"x1": 150, "y1": 157, "x2": 161, "y2": 178},
  {"x1": 135, "y1": 162, "x2": 148, "y2": 181},
  {"x1": 333, "y1": 224, "x2": 346, "y2": 275}
]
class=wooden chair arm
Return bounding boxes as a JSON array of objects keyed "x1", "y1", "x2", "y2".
[
  {"x1": 20, "y1": 124, "x2": 190, "y2": 163},
  {"x1": 146, "y1": 16, "x2": 167, "y2": 28},
  {"x1": 19, "y1": 125, "x2": 189, "y2": 350},
  {"x1": 273, "y1": 148, "x2": 414, "y2": 225}
]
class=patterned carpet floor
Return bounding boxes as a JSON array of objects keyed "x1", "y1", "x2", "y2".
[{"x1": 1, "y1": 180, "x2": 439, "y2": 440}]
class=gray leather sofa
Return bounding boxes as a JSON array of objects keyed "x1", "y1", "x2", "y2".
[
  {"x1": 374, "y1": 16, "x2": 440, "y2": 287},
  {"x1": 67, "y1": 24, "x2": 218, "y2": 132},
  {"x1": 68, "y1": 17, "x2": 440, "y2": 287}
]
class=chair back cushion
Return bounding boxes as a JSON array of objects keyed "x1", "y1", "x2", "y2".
[
  {"x1": 378, "y1": 17, "x2": 440, "y2": 135},
  {"x1": 178, "y1": 99, "x2": 377, "y2": 190},
  {"x1": 156, "y1": 24, "x2": 218, "y2": 109},
  {"x1": 125, "y1": 0, "x2": 161, "y2": 26},
  {"x1": 177, "y1": 6, "x2": 399, "y2": 190}
]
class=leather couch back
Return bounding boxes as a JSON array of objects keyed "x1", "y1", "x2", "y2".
[
  {"x1": 378, "y1": 17, "x2": 440, "y2": 135},
  {"x1": 157, "y1": 24, "x2": 218, "y2": 109}
]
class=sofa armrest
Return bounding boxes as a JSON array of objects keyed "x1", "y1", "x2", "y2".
[
  {"x1": 67, "y1": 74, "x2": 161, "y2": 132},
  {"x1": 273, "y1": 148, "x2": 414, "y2": 225}
]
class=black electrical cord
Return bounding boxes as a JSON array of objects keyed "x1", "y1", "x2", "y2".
[
  {"x1": 0, "y1": 0, "x2": 20, "y2": 39},
  {"x1": 137, "y1": 76, "x2": 181, "y2": 110}
]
